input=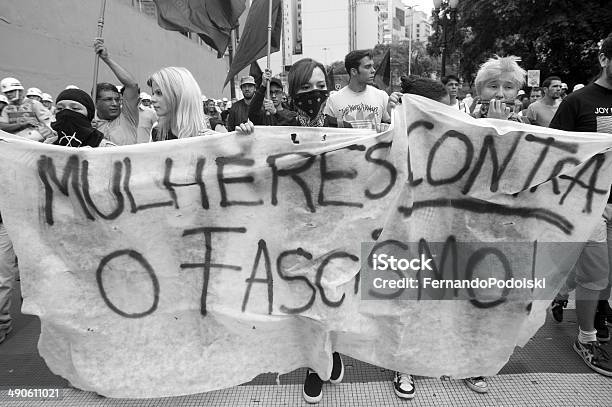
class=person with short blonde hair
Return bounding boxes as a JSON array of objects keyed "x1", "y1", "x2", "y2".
[{"x1": 473, "y1": 55, "x2": 527, "y2": 122}]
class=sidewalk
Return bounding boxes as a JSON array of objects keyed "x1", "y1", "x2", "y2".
[{"x1": 1, "y1": 283, "x2": 611, "y2": 406}]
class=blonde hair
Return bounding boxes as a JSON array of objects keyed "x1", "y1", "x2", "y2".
[
  {"x1": 147, "y1": 67, "x2": 205, "y2": 140},
  {"x1": 474, "y1": 56, "x2": 526, "y2": 96}
]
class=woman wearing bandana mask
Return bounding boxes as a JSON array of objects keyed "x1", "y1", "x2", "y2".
[
  {"x1": 51, "y1": 89, "x2": 114, "y2": 147},
  {"x1": 249, "y1": 58, "x2": 351, "y2": 129}
]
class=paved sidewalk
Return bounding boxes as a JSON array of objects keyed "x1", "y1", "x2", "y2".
[{"x1": 1, "y1": 283, "x2": 611, "y2": 406}]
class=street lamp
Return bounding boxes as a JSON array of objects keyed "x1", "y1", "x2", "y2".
[
  {"x1": 433, "y1": 0, "x2": 459, "y2": 78},
  {"x1": 406, "y1": 5, "x2": 416, "y2": 75}
]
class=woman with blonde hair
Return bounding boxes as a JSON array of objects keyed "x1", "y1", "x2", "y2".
[{"x1": 148, "y1": 67, "x2": 251, "y2": 141}]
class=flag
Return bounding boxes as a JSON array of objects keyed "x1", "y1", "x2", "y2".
[
  {"x1": 152, "y1": 0, "x2": 246, "y2": 58},
  {"x1": 373, "y1": 48, "x2": 391, "y2": 91},
  {"x1": 250, "y1": 61, "x2": 263, "y2": 88},
  {"x1": 224, "y1": 0, "x2": 282, "y2": 87}
]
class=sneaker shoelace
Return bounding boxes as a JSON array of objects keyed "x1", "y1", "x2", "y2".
[
  {"x1": 397, "y1": 374, "x2": 413, "y2": 386},
  {"x1": 591, "y1": 343, "x2": 610, "y2": 363}
]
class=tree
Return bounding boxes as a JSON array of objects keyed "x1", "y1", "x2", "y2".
[{"x1": 432, "y1": 0, "x2": 612, "y2": 88}]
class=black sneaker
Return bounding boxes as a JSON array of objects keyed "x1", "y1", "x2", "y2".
[
  {"x1": 551, "y1": 299, "x2": 567, "y2": 323},
  {"x1": 393, "y1": 372, "x2": 415, "y2": 399},
  {"x1": 329, "y1": 352, "x2": 344, "y2": 384},
  {"x1": 595, "y1": 312, "x2": 610, "y2": 343},
  {"x1": 599, "y1": 300, "x2": 612, "y2": 324},
  {"x1": 302, "y1": 369, "x2": 323, "y2": 404},
  {"x1": 573, "y1": 340, "x2": 612, "y2": 376}
]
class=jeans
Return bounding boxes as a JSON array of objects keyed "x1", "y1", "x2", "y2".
[{"x1": 0, "y1": 223, "x2": 18, "y2": 335}]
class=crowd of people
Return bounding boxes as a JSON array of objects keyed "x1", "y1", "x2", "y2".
[{"x1": 0, "y1": 32, "x2": 611, "y2": 404}]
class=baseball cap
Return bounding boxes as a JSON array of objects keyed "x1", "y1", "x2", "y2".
[
  {"x1": 517, "y1": 90, "x2": 526, "y2": 96},
  {"x1": 561, "y1": 83, "x2": 568, "y2": 90},
  {"x1": 573, "y1": 84, "x2": 585, "y2": 92},
  {"x1": 0, "y1": 94, "x2": 8, "y2": 104},
  {"x1": 222, "y1": 97, "x2": 228, "y2": 102},
  {"x1": 269, "y1": 77, "x2": 283, "y2": 89},
  {"x1": 139, "y1": 92, "x2": 151, "y2": 101},
  {"x1": 240, "y1": 76, "x2": 256, "y2": 87}
]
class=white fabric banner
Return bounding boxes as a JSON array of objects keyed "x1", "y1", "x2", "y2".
[{"x1": 0, "y1": 95, "x2": 610, "y2": 398}]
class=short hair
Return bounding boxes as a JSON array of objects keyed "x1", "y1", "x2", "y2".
[
  {"x1": 601, "y1": 33, "x2": 612, "y2": 58},
  {"x1": 147, "y1": 67, "x2": 205, "y2": 140},
  {"x1": 441, "y1": 74, "x2": 460, "y2": 85},
  {"x1": 542, "y1": 76, "x2": 562, "y2": 89},
  {"x1": 287, "y1": 58, "x2": 328, "y2": 98},
  {"x1": 95, "y1": 82, "x2": 119, "y2": 100},
  {"x1": 530, "y1": 87, "x2": 541, "y2": 94},
  {"x1": 474, "y1": 55, "x2": 526, "y2": 96},
  {"x1": 345, "y1": 49, "x2": 373, "y2": 77},
  {"x1": 400, "y1": 75, "x2": 448, "y2": 103}
]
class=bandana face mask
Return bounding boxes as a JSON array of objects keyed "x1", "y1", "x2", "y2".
[
  {"x1": 52, "y1": 109, "x2": 102, "y2": 147},
  {"x1": 293, "y1": 89, "x2": 329, "y2": 119}
]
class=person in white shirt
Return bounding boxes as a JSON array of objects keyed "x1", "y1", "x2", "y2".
[
  {"x1": 442, "y1": 74, "x2": 467, "y2": 113},
  {"x1": 324, "y1": 49, "x2": 400, "y2": 130}
]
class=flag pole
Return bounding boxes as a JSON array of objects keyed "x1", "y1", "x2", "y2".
[
  {"x1": 228, "y1": 28, "x2": 236, "y2": 100},
  {"x1": 92, "y1": 0, "x2": 107, "y2": 102},
  {"x1": 265, "y1": 0, "x2": 273, "y2": 100}
]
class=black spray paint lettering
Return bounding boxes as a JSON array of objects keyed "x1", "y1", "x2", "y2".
[
  {"x1": 318, "y1": 145, "x2": 365, "y2": 208},
  {"x1": 276, "y1": 248, "x2": 317, "y2": 314},
  {"x1": 96, "y1": 249, "x2": 160, "y2": 318},
  {"x1": 242, "y1": 239, "x2": 273, "y2": 314},
  {"x1": 180, "y1": 227, "x2": 246, "y2": 316},
  {"x1": 216, "y1": 154, "x2": 264, "y2": 207}
]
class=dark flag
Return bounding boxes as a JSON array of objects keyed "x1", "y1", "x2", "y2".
[
  {"x1": 373, "y1": 48, "x2": 391, "y2": 91},
  {"x1": 224, "y1": 0, "x2": 282, "y2": 87},
  {"x1": 250, "y1": 61, "x2": 264, "y2": 88},
  {"x1": 152, "y1": 0, "x2": 246, "y2": 58}
]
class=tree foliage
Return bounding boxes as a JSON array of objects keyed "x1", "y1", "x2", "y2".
[{"x1": 428, "y1": 0, "x2": 612, "y2": 88}]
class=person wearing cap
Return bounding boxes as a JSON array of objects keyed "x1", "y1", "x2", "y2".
[
  {"x1": 137, "y1": 91, "x2": 157, "y2": 143},
  {"x1": 248, "y1": 70, "x2": 295, "y2": 125},
  {"x1": 50, "y1": 88, "x2": 114, "y2": 147},
  {"x1": 91, "y1": 38, "x2": 139, "y2": 145},
  {"x1": 227, "y1": 75, "x2": 256, "y2": 131},
  {"x1": 0, "y1": 77, "x2": 53, "y2": 142},
  {"x1": 26, "y1": 87, "x2": 43, "y2": 103}
]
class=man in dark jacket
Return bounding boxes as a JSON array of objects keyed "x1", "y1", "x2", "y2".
[{"x1": 248, "y1": 71, "x2": 296, "y2": 125}]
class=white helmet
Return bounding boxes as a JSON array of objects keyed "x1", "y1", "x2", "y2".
[
  {"x1": 41, "y1": 93, "x2": 53, "y2": 103},
  {"x1": 1, "y1": 77, "x2": 24, "y2": 93},
  {"x1": 26, "y1": 87, "x2": 43, "y2": 98},
  {"x1": 201, "y1": 95, "x2": 208, "y2": 102},
  {"x1": 139, "y1": 92, "x2": 151, "y2": 101},
  {"x1": 0, "y1": 94, "x2": 8, "y2": 104}
]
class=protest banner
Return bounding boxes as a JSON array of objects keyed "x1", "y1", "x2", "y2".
[{"x1": 0, "y1": 95, "x2": 610, "y2": 398}]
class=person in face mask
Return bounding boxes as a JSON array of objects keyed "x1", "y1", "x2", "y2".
[{"x1": 52, "y1": 89, "x2": 114, "y2": 147}]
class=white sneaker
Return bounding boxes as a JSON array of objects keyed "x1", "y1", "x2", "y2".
[
  {"x1": 393, "y1": 372, "x2": 415, "y2": 399},
  {"x1": 464, "y1": 376, "x2": 488, "y2": 393}
]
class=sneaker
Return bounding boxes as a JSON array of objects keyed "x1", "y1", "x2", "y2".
[
  {"x1": 595, "y1": 312, "x2": 610, "y2": 343},
  {"x1": 302, "y1": 369, "x2": 323, "y2": 404},
  {"x1": 551, "y1": 299, "x2": 567, "y2": 323},
  {"x1": 0, "y1": 325, "x2": 13, "y2": 345},
  {"x1": 393, "y1": 372, "x2": 415, "y2": 399},
  {"x1": 464, "y1": 376, "x2": 489, "y2": 393},
  {"x1": 329, "y1": 352, "x2": 344, "y2": 384},
  {"x1": 573, "y1": 340, "x2": 612, "y2": 376},
  {"x1": 599, "y1": 300, "x2": 612, "y2": 324}
]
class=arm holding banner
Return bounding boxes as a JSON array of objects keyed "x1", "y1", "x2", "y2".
[{"x1": 94, "y1": 38, "x2": 139, "y2": 127}]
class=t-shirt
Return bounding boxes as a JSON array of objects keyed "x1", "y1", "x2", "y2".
[
  {"x1": 137, "y1": 106, "x2": 157, "y2": 143},
  {"x1": 226, "y1": 99, "x2": 251, "y2": 131},
  {"x1": 93, "y1": 100, "x2": 139, "y2": 146},
  {"x1": 526, "y1": 99, "x2": 560, "y2": 127},
  {"x1": 450, "y1": 98, "x2": 467, "y2": 113},
  {"x1": 549, "y1": 82, "x2": 612, "y2": 202},
  {"x1": 0, "y1": 98, "x2": 51, "y2": 139},
  {"x1": 549, "y1": 83, "x2": 612, "y2": 133},
  {"x1": 323, "y1": 85, "x2": 389, "y2": 129}
]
